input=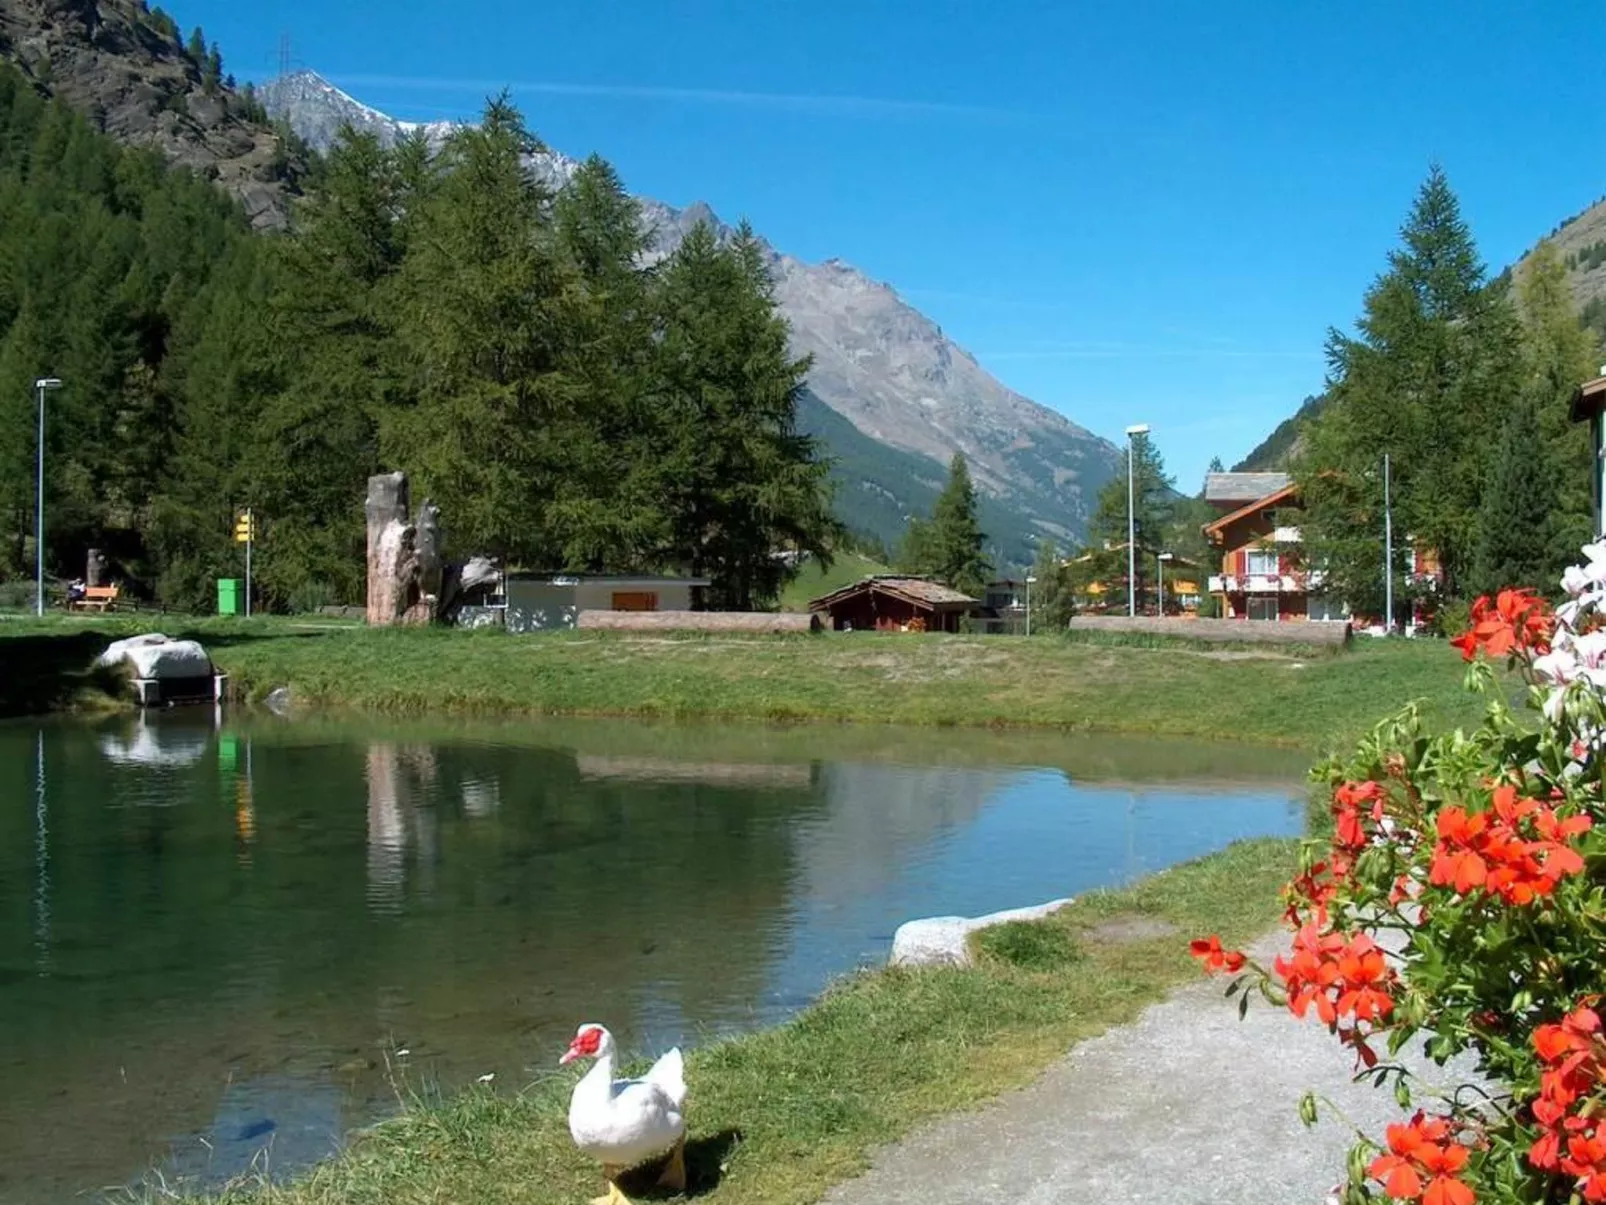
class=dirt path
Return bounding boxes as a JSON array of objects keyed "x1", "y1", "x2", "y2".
[{"x1": 823, "y1": 933, "x2": 1477, "y2": 1205}]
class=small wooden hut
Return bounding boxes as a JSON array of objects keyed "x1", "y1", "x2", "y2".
[{"x1": 808, "y1": 576, "x2": 985, "y2": 633}]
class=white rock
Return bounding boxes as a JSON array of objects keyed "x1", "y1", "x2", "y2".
[
  {"x1": 96, "y1": 633, "x2": 214, "y2": 680},
  {"x1": 889, "y1": 898, "x2": 1074, "y2": 968}
]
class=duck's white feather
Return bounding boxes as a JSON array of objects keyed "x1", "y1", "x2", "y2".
[{"x1": 569, "y1": 1042, "x2": 687, "y2": 1171}]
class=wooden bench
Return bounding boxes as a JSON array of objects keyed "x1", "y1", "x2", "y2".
[{"x1": 73, "y1": 585, "x2": 120, "y2": 612}]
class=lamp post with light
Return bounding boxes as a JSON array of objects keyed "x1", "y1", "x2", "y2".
[
  {"x1": 1124, "y1": 423, "x2": 1150, "y2": 617},
  {"x1": 34, "y1": 377, "x2": 62, "y2": 617}
]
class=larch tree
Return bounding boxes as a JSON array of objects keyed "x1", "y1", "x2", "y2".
[
  {"x1": 1472, "y1": 400, "x2": 1555, "y2": 596},
  {"x1": 647, "y1": 220, "x2": 837, "y2": 609},
  {"x1": 923, "y1": 453, "x2": 991, "y2": 597},
  {"x1": 1298, "y1": 166, "x2": 1525, "y2": 616},
  {"x1": 1518, "y1": 238, "x2": 1602, "y2": 579}
]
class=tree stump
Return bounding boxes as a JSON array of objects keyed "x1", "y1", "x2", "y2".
[
  {"x1": 366, "y1": 472, "x2": 424, "y2": 627},
  {"x1": 366, "y1": 473, "x2": 496, "y2": 626}
]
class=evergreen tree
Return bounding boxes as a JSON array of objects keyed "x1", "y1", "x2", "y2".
[
  {"x1": 647, "y1": 220, "x2": 837, "y2": 608},
  {"x1": 1081, "y1": 430, "x2": 1173, "y2": 610},
  {"x1": 1029, "y1": 536, "x2": 1074, "y2": 630},
  {"x1": 1519, "y1": 238, "x2": 1602, "y2": 577},
  {"x1": 924, "y1": 453, "x2": 991, "y2": 597},
  {"x1": 383, "y1": 95, "x2": 569, "y2": 565},
  {"x1": 1299, "y1": 166, "x2": 1525, "y2": 614},
  {"x1": 550, "y1": 154, "x2": 659, "y2": 567},
  {"x1": 897, "y1": 516, "x2": 935, "y2": 576},
  {"x1": 185, "y1": 26, "x2": 206, "y2": 65},
  {"x1": 1472, "y1": 400, "x2": 1554, "y2": 595}
]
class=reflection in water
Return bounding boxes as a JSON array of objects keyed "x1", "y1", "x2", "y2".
[
  {"x1": 0, "y1": 716, "x2": 1305, "y2": 1205},
  {"x1": 32, "y1": 730, "x2": 48, "y2": 977}
]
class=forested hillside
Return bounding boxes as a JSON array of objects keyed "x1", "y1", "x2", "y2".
[{"x1": 0, "y1": 71, "x2": 839, "y2": 612}]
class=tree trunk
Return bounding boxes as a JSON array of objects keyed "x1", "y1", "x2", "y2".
[
  {"x1": 366, "y1": 472, "x2": 421, "y2": 626},
  {"x1": 366, "y1": 472, "x2": 497, "y2": 627},
  {"x1": 86, "y1": 548, "x2": 106, "y2": 587}
]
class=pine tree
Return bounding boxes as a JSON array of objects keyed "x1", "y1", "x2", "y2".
[
  {"x1": 647, "y1": 220, "x2": 837, "y2": 608},
  {"x1": 925, "y1": 453, "x2": 991, "y2": 597},
  {"x1": 185, "y1": 26, "x2": 206, "y2": 65},
  {"x1": 550, "y1": 154, "x2": 658, "y2": 567},
  {"x1": 1299, "y1": 166, "x2": 1525, "y2": 612},
  {"x1": 1472, "y1": 401, "x2": 1554, "y2": 595},
  {"x1": 1518, "y1": 238, "x2": 1602, "y2": 578},
  {"x1": 1029, "y1": 536, "x2": 1074, "y2": 630},
  {"x1": 1082, "y1": 430, "x2": 1173, "y2": 609},
  {"x1": 382, "y1": 95, "x2": 568, "y2": 565}
]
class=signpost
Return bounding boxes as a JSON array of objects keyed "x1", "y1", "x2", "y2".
[{"x1": 234, "y1": 509, "x2": 254, "y2": 618}]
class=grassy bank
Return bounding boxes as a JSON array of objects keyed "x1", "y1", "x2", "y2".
[
  {"x1": 0, "y1": 615, "x2": 1482, "y2": 748},
  {"x1": 190, "y1": 836, "x2": 1295, "y2": 1205}
]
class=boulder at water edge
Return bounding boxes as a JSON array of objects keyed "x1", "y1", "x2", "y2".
[
  {"x1": 889, "y1": 898, "x2": 1074, "y2": 968},
  {"x1": 95, "y1": 633, "x2": 215, "y2": 680}
]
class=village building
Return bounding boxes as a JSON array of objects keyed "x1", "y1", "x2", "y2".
[
  {"x1": 503, "y1": 574, "x2": 711, "y2": 633},
  {"x1": 808, "y1": 576, "x2": 986, "y2": 633},
  {"x1": 1203, "y1": 472, "x2": 1441, "y2": 627}
]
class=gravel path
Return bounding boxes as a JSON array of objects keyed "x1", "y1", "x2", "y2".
[{"x1": 824, "y1": 933, "x2": 1479, "y2": 1205}]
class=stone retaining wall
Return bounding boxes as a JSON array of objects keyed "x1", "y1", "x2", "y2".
[{"x1": 1064, "y1": 616, "x2": 1352, "y2": 647}]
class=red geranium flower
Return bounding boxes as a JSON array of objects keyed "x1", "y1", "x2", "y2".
[
  {"x1": 1450, "y1": 588, "x2": 1552, "y2": 662},
  {"x1": 1368, "y1": 1113, "x2": 1475, "y2": 1205},
  {"x1": 1189, "y1": 934, "x2": 1246, "y2": 974}
]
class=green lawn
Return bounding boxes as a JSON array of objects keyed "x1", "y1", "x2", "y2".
[
  {"x1": 777, "y1": 551, "x2": 890, "y2": 612},
  {"x1": 179, "y1": 837, "x2": 1296, "y2": 1205},
  {"x1": 1, "y1": 613, "x2": 1483, "y2": 751}
]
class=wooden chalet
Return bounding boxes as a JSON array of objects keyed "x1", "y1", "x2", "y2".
[{"x1": 808, "y1": 576, "x2": 985, "y2": 633}]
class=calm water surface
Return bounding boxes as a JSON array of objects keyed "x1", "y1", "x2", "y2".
[{"x1": 0, "y1": 714, "x2": 1309, "y2": 1202}]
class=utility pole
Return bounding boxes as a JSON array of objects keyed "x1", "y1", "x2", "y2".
[
  {"x1": 1125, "y1": 423, "x2": 1150, "y2": 617},
  {"x1": 33, "y1": 378, "x2": 62, "y2": 617},
  {"x1": 1383, "y1": 453, "x2": 1394, "y2": 635}
]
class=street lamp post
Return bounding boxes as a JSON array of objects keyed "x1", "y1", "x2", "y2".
[
  {"x1": 1124, "y1": 424, "x2": 1150, "y2": 618},
  {"x1": 1025, "y1": 574, "x2": 1037, "y2": 636},
  {"x1": 1158, "y1": 552, "x2": 1174, "y2": 616},
  {"x1": 33, "y1": 378, "x2": 62, "y2": 617}
]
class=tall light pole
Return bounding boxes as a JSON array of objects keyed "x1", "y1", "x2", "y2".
[
  {"x1": 34, "y1": 378, "x2": 62, "y2": 617},
  {"x1": 1158, "y1": 552, "x2": 1174, "y2": 616},
  {"x1": 1124, "y1": 423, "x2": 1150, "y2": 617}
]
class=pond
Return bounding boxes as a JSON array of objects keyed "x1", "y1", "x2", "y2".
[{"x1": 0, "y1": 713, "x2": 1310, "y2": 1203}]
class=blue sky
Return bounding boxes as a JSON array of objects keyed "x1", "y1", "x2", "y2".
[{"x1": 183, "y1": 0, "x2": 1606, "y2": 488}]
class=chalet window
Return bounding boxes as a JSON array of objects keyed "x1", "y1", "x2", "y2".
[
  {"x1": 1307, "y1": 594, "x2": 1346, "y2": 622},
  {"x1": 1245, "y1": 548, "x2": 1279, "y2": 576},
  {"x1": 1247, "y1": 597, "x2": 1279, "y2": 621}
]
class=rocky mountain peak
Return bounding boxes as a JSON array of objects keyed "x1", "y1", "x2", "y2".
[
  {"x1": 0, "y1": 0, "x2": 304, "y2": 228},
  {"x1": 256, "y1": 68, "x2": 1123, "y2": 554}
]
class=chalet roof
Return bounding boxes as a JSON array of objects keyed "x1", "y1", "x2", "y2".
[
  {"x1": 1203, "y1": 482, "x2": 1302, "y2": 540},
  {"x1": 1571, "y1": 375, "x2": 1606, "y2": 423},
  {"x1": 1204, "y1": 472, "x2": 1292, "y2": 504},
  {"x1": 808, "y1": 576, "x2": 981, "y2": 612}
]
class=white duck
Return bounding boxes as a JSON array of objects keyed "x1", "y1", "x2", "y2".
[{"x1": 561, "y1": 1023, "x2": 687, "y2": 1205}]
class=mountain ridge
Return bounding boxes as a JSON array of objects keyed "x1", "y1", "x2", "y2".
[{"x1": 260, "y1": 70, "x2": 1120, "y2": 562}]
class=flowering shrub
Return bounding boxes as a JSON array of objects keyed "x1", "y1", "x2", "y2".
[{"x1": 1192, "y1": 547, "x2": 1606, "y2": 1204}]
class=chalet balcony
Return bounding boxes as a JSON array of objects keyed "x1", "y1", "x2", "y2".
[{"x1": 1208, "y1": 573, "x2": 1312, "y2": 594}]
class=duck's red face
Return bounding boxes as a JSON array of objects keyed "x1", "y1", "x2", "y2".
[{"x1": 559, "y1": 1025, "x2": 605, "y2": 1066}]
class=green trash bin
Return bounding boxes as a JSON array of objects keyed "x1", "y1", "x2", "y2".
[{"x1": 217, "y1": 577, "x2": 240, "y2": 616}]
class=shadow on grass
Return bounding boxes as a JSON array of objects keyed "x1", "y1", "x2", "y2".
[
  {"x1": 615, "y1": 1129, "x2": 744, "y2": 1200},
  {"x1": 0, "y1": 623, "x2": 321, "y2": 718}
]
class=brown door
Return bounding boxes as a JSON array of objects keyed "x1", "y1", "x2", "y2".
[{"x1": 611, "y1": 591, "x2": 659, "y2": 612}]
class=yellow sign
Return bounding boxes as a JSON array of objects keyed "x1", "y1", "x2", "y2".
[{"x1": 234, "y1": 511, "x2": 254, "y2": 543}]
